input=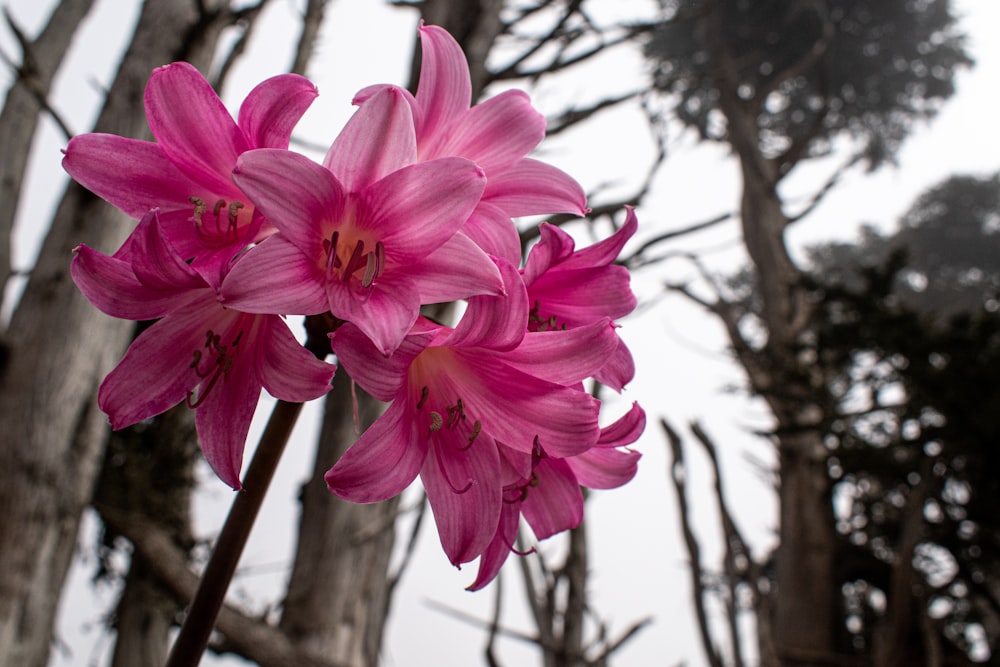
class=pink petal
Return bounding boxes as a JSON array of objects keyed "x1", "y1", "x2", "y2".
[
  {"x1": 238, "y1": 73, "x2": 318, "y2": 149},
  {"x1": 233, "y1": 148, "x2": 345, "y2": 255},
  {"x1": 325, "y1": 399, "x2": 426, "y2": 502},
  {"x1": 521, "y1": 457, "x2": 583, "y2": 540},
  {"x1": 567, "y1": 446, "x2": 640, "y2": 490},
  {"x1": 434, "y1": 90, "x2": 545, "y2": 171},
  {"x1": 255, "y1": 315, "x2": 336, "y2": 402},
  {"x1": 71, "y1": 244, "x2": 199, "y2": 321},
  {"x1": 457, "y1": 355, "x2": 601, "y2": 457},
  {"x1": 330, "y1": 323, "x2": 435, "y2": 402},
  {"x1": 127, "y1": 209, "x2": 205, "y2": 291},
  {"x1": 421, "y1": 427, "x2": 501, "y2": 565},
  {"x1": 363, "y1": 157, "x2": 485, "y2": 263},
  {"x1": 597, "y1": 401, "x2": 646, "y2": 447},
  {"x1": 414, "y1": 24, "x2": 472, "y2": 146},
  {"x1": 528, "y1": 264, "x2": 637, "y2": 324},
  {"x1": 325, "y1": 273, "x2": 422, "y2": 356},
  {"x1": 194, "y1": 338, "x2": 261, "y2": 490},
  {"x1": 593, "y1": 337, "x2": 636, "y2": 392},
  {"x1": 561, "y1": 206, "x2": 638, "y2": 270},
  {"x1": 522, "y1": 222, "x2": 577, "y2": 286},
  {"x1": 501, "y1": 318, "x2": 621, "y2": 386},
  {"x1": 466, "y1": 503, "x2": 520, "y2": 591},
  {"x1": 567, "y1": 402, "x2": 644, "y2": 489},
  {"x1": 62, "y1": 134, "x2": 204, "y2": 219},
  {"x1": 98, "y1": 297, "x2": 231, "y2": 428},
  {"x1": 220, "y1": 235, "x2": 329, "y2": 315},
  {"x1": 483, "y1": 158, "x2": 587, "y2": 217},
  {"x1": 353, "y1": 82, "x2": 416, "y2": 109},
  {"x1": 463, "y1": 201, "x2": 522, "y2": 266},
  {"x1": 406, "y1": 231, "x2": 504, "y2": 304},
  {"x1": 145, "y1": 62, "x2": 247, "y2": 194},
  {"x1": 446, "y1": 258, "x2": 526, "y2": 351},
  {"x1": 324, "y1": 86, "x2": 417, "y2": 193}
]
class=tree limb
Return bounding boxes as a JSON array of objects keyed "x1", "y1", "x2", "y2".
[
  {"x1": 95, "y1": 503, "x2": 349, "y2": 667},
  {"x1": 661, "y1": 417, "x2": 725, "y2": 667},
  {"x1": 290, "y1": 0, "x2": 329, "y2": 77},
  {"x1": 545, "y1": 90, "x2": 644, "y2": 137},
  {"x1": 623, "y1": 211, "x2": 734, "y2": 269}
]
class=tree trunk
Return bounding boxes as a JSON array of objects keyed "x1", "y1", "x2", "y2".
[
  {"x1": 0, "y1": 0, "x2": 96, "y2": 312},
  {"x1": 0, "y1": 3, "x2": 232, "y2": 664},
  {"x1": 97, "y1": 404, "x2": 199, "y2": 667},
  {"x1": 700, "y1": 0, "x2": 840, "y2": 662}
]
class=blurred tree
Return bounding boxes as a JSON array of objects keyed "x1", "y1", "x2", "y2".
[
  {"x1": 642, "y1": 0, "x2": 973, "y2": 664},
  {"x1": 802, "y1": 172, "x2": 1000, "y2": 664}
]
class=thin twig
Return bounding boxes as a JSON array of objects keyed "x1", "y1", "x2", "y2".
[{"x1": 661, "y1": 417, "x2": 726, "y2": 667}]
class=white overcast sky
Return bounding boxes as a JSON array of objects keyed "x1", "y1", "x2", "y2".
[{"x1": 2, "y1": 0, "x2": 998, "y2": 665}]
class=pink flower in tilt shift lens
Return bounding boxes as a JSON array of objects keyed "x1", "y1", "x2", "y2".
[
  {"x1": 63, "y1": 62, "x2": 318, "y2": 289},
  {"x1": 71, "y1": 210, "x2": 334, "y2": 488},
  {"x1": 355, "y1": 24, "x2": 588, "y2": 264},
  {"x1": 221, "y1": 87, "x2": 503, "y2": 355},
  {"x1": 326, "y1": 261, "x2": 620, "y2": 568}
]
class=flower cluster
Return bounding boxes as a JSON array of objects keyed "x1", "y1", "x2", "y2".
[{"x1": 67, "y1": 24, "x2": 643, "y2": 587}]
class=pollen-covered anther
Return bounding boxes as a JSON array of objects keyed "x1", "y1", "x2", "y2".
[
  {"x1": 468, "y1": 420, "x2": 482, "y2": 443},
  {"x1": 190, "y1": 197, "x2": 246, "y2": 239},
  {"x1": 527, "y1": 300, "x2": 566, "y2": 332},
  {"x1": 189, "y1": 196, "x2": 207, "y2": 224},
  {"x1": 228, "y1": 201, "x2": 244, "y2": 231},
  {"x1": 361, "y1": 240, "x2": 386, "y2": 288},
  {"x1": 429, "y1": 411, "x2": 444, "y2": 432}
]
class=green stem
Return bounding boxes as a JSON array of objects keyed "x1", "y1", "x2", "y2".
[{"x1": 164, "y1": 399, "x2": 304, "y2": 667}]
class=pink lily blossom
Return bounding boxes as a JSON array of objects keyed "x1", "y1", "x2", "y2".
[
  {"x1": 221, "y1": 86, "x2": 503, "y2": 355},
  {"x1": 325, "y1": 260, "x2": 621, "y2": 566},
  {"x1": 62, "y1": 62, "x2": 318, "y2": 288},
  {"x1": 355, "y1": 24, "x2": 588, "y2": 264},
  {"x1": 71, "y1": 210, "x2": 335, "y2": 489},
  {"x1": 468, "y1": 401, "x2": 645, "y2": 591},
  {"x1": 522, "y1": 206, "x2": 640, "y2": 391}
]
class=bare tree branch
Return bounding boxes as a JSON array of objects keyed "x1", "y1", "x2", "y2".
[
  {"x1": 95, "y1": 503, "x2": 349, "y2": 667},
  {"x1": 489, "y1": 0, "x2": 585, "y2": 83},
  {"x1": 290, "y1": 0, "x2": 330, "y2": 77},
  {"x1": 424, "y1": 597, "x2": 543, "y2": 645},
  {"x1": 623, "y1": 211, "x2": 734, "y2": 269},
  {"x1": 661, "y1": 417, "x2": 726, "y2": 667},
  {"x1": 545, "y1": 90, "x2": 643, "y2": 137},
  {"x1": 0, "y1": 0, "x2": 94, "y2": 315},
  {"x1": 690, "y1": 421, "x2": 752, "y2": 667},
  {"x1": 785, "y1": 151, "x2": 865, "y2": 223},
  {"x1": 211, "y1": 2, "x2": 273, "y2": 90},
  {"x1": 485, "y1": 573, "x2": 504, "y2": 667}
]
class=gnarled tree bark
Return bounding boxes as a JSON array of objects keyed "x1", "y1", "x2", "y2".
[{"x1": 0, "y1": 2, "x2": 237, "y2": 664}]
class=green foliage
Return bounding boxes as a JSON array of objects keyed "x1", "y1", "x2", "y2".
[{"x1": 644, "y1": 0, "x2": 972, "y2": 169}]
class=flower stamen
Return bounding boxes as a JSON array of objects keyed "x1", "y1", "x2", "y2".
[{"x1": 186, "y1": 328, "x2": 242, "y2": 409}]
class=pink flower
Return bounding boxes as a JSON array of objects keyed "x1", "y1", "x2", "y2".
[
  {"x1": 522, "y1": 206, "x2": 640, "y2": 391},
  {"x1": 325, "y1": 260, "x2": 620, "y2": 566},
  {"x1": 63, "y1": 62, "x2": 318, "y2": 288},
  {"x1": 355, "y1": 24, "x2": 588, "y2": 264},
  {"x1": 221, "y1": 87, "x2": 503, "y2": 355},
  {"x1": 71, "y1": 210, "x2": 335, "y2": 489},
  {"x1": 467, "y1": 401, "x2": 645, "y2": 591}
]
